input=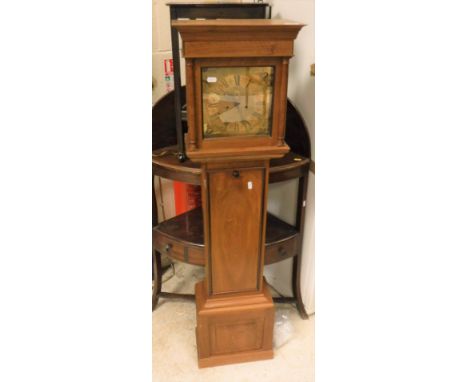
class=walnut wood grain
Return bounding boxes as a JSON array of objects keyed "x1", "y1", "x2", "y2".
[
  {"x1": 206, "y1": 162, "x2": 267, "y2": 295},
  {"x1": 184, "y1": 40, "x2": 294, "y2": 58},
  {"x1": 172, "y1": 19, "x2": 303, "y2": 45}
]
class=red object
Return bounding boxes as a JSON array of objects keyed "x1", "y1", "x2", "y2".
[
  {"x1": 164, "y1": 59, "x2": 173, "y2": 75},
  {"x1": 173, "y1": 182, "x2": 201, "y2": 215}
]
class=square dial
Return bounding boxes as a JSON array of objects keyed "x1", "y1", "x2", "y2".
[{"x1": 201, "y1": 66, "x2": 274, "y2": 138}]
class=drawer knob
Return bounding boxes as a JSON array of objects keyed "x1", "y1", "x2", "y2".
[
  {"x1": 232, "y1": 170, "x2": 240, "y2": 178},
  {"x1": 278, "y1": 246, "x2": 287, "y2": 257},
  {"x1": 164, "y1": 243, "x2": 172, "y2": 252}
]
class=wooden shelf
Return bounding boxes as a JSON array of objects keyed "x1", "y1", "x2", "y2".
[{"x1": 153, "y1": 207, "x2": 299, "y2": 266}]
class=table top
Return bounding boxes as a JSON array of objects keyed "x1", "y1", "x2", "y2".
[
  {"x1": 166, "y1": 2, "x2": 269, "y2": 7},
  {"x1": 152, "y1": 146, "x2": 310, "y2": 184},
  {"x1": 154, "y1": 206, "x2": 298, "y2": 248}
]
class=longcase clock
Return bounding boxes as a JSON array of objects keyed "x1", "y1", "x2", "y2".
[{"x1": 173, "y1": 19, "x2": 304, "y2": 368}]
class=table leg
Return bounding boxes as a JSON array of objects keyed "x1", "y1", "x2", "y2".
[
  {"x1": 292, "y1": 255, "x2": 308, "y2": 319},
  {"x1": 293, "y1": 173, "x2": 310, "y2": 319},
  {"x1": 152, "y1": 250, "x2": 162, "y2": 311}
]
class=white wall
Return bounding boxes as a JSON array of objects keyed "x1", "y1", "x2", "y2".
[{"x1": 264, "y1": 0, "x2": 315, "y2": 313}]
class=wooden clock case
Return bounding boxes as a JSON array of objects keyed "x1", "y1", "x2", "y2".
[
  {"x1": 172, "y1": 19, "x2": 304, "y2": 368},
  {"x1": 174, "y1": 19, "x2": 304, "y2": 161}
]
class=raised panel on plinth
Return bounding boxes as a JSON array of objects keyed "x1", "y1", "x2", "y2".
[{"x1": 210, "y1": 319, "x2": 263, "y2": 355}]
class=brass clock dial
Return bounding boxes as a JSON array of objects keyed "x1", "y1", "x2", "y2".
[{"x1": 202, "y1": 66, "x2": 274, "y2": 138}]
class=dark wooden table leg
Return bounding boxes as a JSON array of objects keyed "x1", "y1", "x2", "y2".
[
  {"x1": 152, "y1": 250, "x2": 162, "y2": 311},
  {"x1": 152, "y1": 169, "x2": 162, "y2": 311},
  {"x1": 152, "y1": 171, "x2": 158, "y2": 227},
  {"x1": 292, "y1": 255, "x2": 308, "y2": 319},
  {"x1": 293, "y1": 172, "x2": 310, "y2": 319}
]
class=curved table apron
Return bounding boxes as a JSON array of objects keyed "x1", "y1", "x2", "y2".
[
  {"x1": 152, "y1": 146, "x2": 310, "y2": 319},
  {"x1": 152, "y1": 146, "x2": 310, "y2": 185}
]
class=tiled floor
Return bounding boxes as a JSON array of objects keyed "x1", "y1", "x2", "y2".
[{"x1": 153, "y1": 262, "x2": 314, "y2": 382}]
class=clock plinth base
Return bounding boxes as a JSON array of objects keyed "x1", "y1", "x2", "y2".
[{"x1": 195, "y1": 280, "x2": 275, "y2": 368}]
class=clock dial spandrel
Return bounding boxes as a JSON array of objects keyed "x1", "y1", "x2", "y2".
[{"x1": 202, "y1": 66, "x2": 274, "y2": 138}]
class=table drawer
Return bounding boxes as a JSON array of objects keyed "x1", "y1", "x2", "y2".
[
  {"x1": 154, "y1": 228, "x2": 297, "y2": 266},
  {"x1": 153, "y1": 231, "x2": 204, "y2": 266},
  {"x1": 264, "y1": 236, "x2": 297, "y2": 265}
]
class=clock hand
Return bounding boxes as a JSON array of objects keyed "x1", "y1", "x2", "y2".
[
  {"x1": 245, "y1": 80, "x2": 251, "y2": 109},
  {"x1": 210, "y1": 100, "x2": 240, "y2": 117}
]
